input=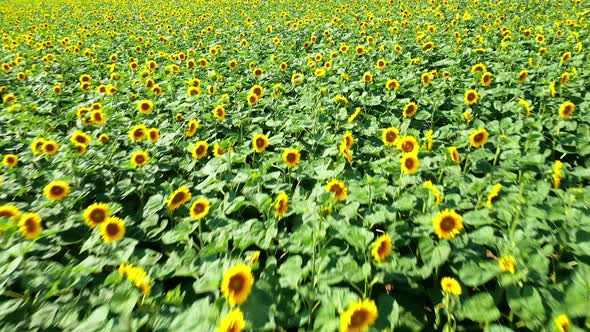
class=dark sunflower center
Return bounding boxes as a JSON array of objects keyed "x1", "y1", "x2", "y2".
[
  {"x1": 250, "y1": 96, "x2": 257, "y2": 103},
  {"x1": 386, "y1": 132, "x2": 396, "y2": 142},
  {"x1": 253, "y1": 88, "x2": 261, "y2": 95},
  {"x1": 349, "y1": 309, "x2": 369, "y2": 328},
  {"x1": 286, "y1": 153, "x2": 297, "y2": 163},
  {"x1": 474, "y1": 133, "x2": 484, "y2": 143},
  {"x1": 133, "y1": 130, "x2": 144, "y2": 138},
  {"x1": 196, "y1": 146, "x2": 205, "y2": 155},
  {"x1": 330, "y1": 184, "x2": 343, "y2": 195},
  {"x1": 256, "y1": 138, "x2": 266, "y2": 148},
  {"x1": 468, "y1": 93, "x2": 476, "y2": 101},
  {"x1": 405, "y1": 158, "x2": 415, "y2": 169},
  {"x1": 378, "y1": 241, "x2": 388, "y2": 256},
  {"x1": 25, "y1": 219, "x2": 37, "y2": 232},
  {"x1": 193, "y1": 203, "x2": 205, "y2": 214},
  {"x1": 440, "y1": 217, "x2": 455, "y2": 231},
  {"x1": 106, "y1": 223, "x2": 119, "y2": 236},
  {"x1": 407, "y1": 105, "x2": 416, "y2": 114},
  {"x1": 141, "y1": 103, "x2": 150, "y2": 111},
  {"x1": 171, "y1": 193, "x2": 186, "y2": 205},
  {"x1": 229, "y1": 274, "x2": 245, "y2": 292},
  {"x1": 564, "y1": 105, "x2": 573, "y2": 114},
  {"x1": 91, "y1": 209, "x2": 106, "y2": 223},
  {"x1": 402, "y1": 141, "x2": 414, "y2": 152},
  {"x1": 50, "y1": 186, "x2": 64, "y2": 196},
  {"x1": 75, "y1": 136, "x2": 87, "y2": 144},
  {"x1": 45, "y1": 144, "x2": 56, "y2": 152},
  {"x1": 135, "y1": 155, "x2": 146, "y2": 164}
]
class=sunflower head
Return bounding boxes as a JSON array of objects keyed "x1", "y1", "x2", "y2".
[
  {"x1": 403, "y1": 102, "x2": 418, "y2": 118},
  {"x1": 221, "y1": 263, "x2": 255, "y2": 306},
  {"x1": 186, "y1": 119, "x2": 199, "y2": 137},
  {"x1": 440, "y1": 277, "x2": 462, "y2": 296},
  {"x1": 44, "y1": 181, "x2": 70, "y2": 201},
  {"x1": 498, "y1": 255, "x2": 516, "y2": 274},
  {"x1": 147, "y1": 128, "x2": 159, "y2": 143},
  {"x1": 325, "y1": 179, "x2": 348, "y2": 201},
  {"x1": 274, "y1": 192, "x2": 288, "y2": 220},
  {"x1": 339, "y1": 299, "x2": 378, "y2": 332},
  {"x1": 83, "y1": 202, "x2": 110, "y2": 228},
  {"x1": 385, "y1": 79, "x2": 400, "y2": 91},
  {"x1": 190, "y1": 198, "x2": 211, "y2": 220},
  {"x1": 421, "y1": 73, "x2": 431, "y2": 86},
  {"x1": 481, "y1": 72, "x2": 493, "y2": 87},
  {"x1": 469, "y1": 128, "x2": 489, "y2": 148},
  {"x1": 432, "y1": 209, "x2": 463, "y2": 240},
  {"x1": 252, "y1": 134, "x2": 269, "y2": 153},
  {"x1": 282, "y1": 149, "x2": 301, "y2": 168},
  {"x1": 371, "y1": 233, "x2": 392, "y2": 263},
  {"x1": 0, "y1": 204, "x2": 21, "y2": 223},
  {"x1": 43, "y1": 140, "x2": 59, "y2": 155},
  {"x1": 449, "y1": 146, "x2": 461, "y2": 163},
  {"x1": 246, "y1": 93, "x2": 259, "y2": 106},
  {"x1": 100, "y1": 216, "x2": 125, "y2": 243},
  {"x1": 213, "y1": 105, "x2": 226, "y2": 120},
  {"x1": 554, "y1": 314, "x2": 571, "y2": 332},
  {"x1": 382, "y1": 127, "x2": 400, "y2": 146},
  {"x1": 218, "y1": 308, "x2": 246, "y2": 332},
  {"x1": 559, "y1": 101, "x2": 575, "y2": 119},
  {"x1": 343, "y1": 132, "x2": 354, "y2": 149},
  {"x1": 31, "y1": 138, "x2": 46, "y2": 155},
  {"x1": 70, "y1": 131, "x2": 91, "y2": 145},
  {"x1": 18, "y1": 212, "x2": 42, "y2": 240},
  {"x1": 401, "y1": 153, "x2": 420, "y2": 174},
  {"x1": 192, "y1": 141, "x2": 209, "y2": 159},
  {"x1": 464, "y1": 89, "x2": 479, "y2": 105},
  {"x1": 398, "y1": 136, "x2": 419, "y2": 154},
  {"x1": 166, "y1": 187, "x2": 192, "y2": 210},
  {"x1": 129, "y1": 125, "x2": 147, "y2": 142},
  {"x1": 137, "y1": 100, "x2": 154, "y2": 114},
  {"x1": 131, "y1": 151, "x2": 149, "y2": 167},
  {"x1": 2, "y1": 154, "x2": 18, "y2": 167}
]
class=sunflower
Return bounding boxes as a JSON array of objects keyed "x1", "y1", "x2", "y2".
[
  {"x1": 398, "y1": 136, "x2": 419, "y2": 154},
  {"x1": 371, "y1": 233, "x2": 392, "y2": 263},
  {"x1": 129, "y1": 124, "x2": 147, "y2": 142},
  {"x1": 518, "y1": 69, "x2": 528, "y2": 82},
  {"x1": 137, "y1": 100, "x2": 154, "y2": 114},
  {"x1": 382, "y1": 127, "x2": 400, "y2": 146},
  {"x1": 213, "y1": 105, "x2": 226, "y2": 121},
  {"x1": 221, "y1": 263, "x2": 255, "y2": 305},
  {"x1": 401, "y1": 153, "x2": 419, "y2": 174},
  {"x1": 518, "y1": 99, "x2": 531, "y2": 116},
  {"x1": 43, "y1": 140, "x2": 59, "y2": 155},
  {"x1": 283, "y1": 149, "x2": 300, "y2": 168},
  {"x1": 192, "y1": 141, "x2": 209, "y2": 159},
  {"x1": 560, "y1": 52, "x2": 571, "y2": 64},
  {"x1": 362, "y1": 72, "x2": 373, "y2": 83},
  {"x1": 100, "y1": 216, "x2": 125, "y2": 243},
  {"x1": 481, "y1": 72, "x2": 493, "y2": 87},
  {"x1": 421, "y1": 73, "x2": 431, "y2": 86},
  {"x1": 291, "y1": 72, "x2": 304, "y2": 86},
  {"x1": 3, "y1": 93, "x2": 16, "y2": 104},
  {"x1": 342, "y1": 132, "x2": 354, "y2": 149},
  {"x1": 498, "y1": 255, "x2": 516, "y2": 274},
  {"x1": 166, "y1": 187, "x2": 192, "y2": 210},
  {"x1": 469, "y1": 128, "x2": 489, "y2": 148},
  {"x1": 486, "y1": 183, "x2": 502, "y2": 207},
  {"x1": 339, "y1": 299, "x2": 378, "y2": 332},
  {"x1": 354, "y1": 45, "x2": 366, "y2": 56},
  {"x1": 70, "y1": 131, "x2": 91, "y2": 145},
  {"x1": 252, "y1": 134, "x2": 269, "y2": 153},
  {"x1": 274, "y1": 192, "x2": 288, "y2": 220},
  {"x1": 131, "y1": 151, "x2": 149, "y2": 167},
  {"x1": 190, "y1": 198, "x2": 211, "y2": 220},
  {"x1": 403, "y1": 101, "x2": 418, "y2": 118},
  {"x1": 187, "y1": 86, "x2": 201, "y2": 97},
  {"x1": 423, "y1": 180, "x2": 442, "y2": 205},
  {"x1": 218, "y1": 308, "x2": 246, "y2": 332},
  {"x1": 471, "y1": 63, "x2": 486, "y2": 74},
  {"x1": 552, "y1": 160, "x2": 563, "y2": 189},
  {"x1": 31, "y1": 138, "x2": 46, "y2": 155},
  {"x1": 375, "y1": 58, "x2": 387, "y2": 69},
  {"x1": 99, "y1": 134, "x2": 110, "y2": 144},
  {"x1": 559, "y1": 101, "x2": 575, "y2": 119},
  {"x1": 213, "y1": 143, "x2": 224, "y2": 157},
  {"x1": 314, "y1": 68, "x2": 326, "y2": 77},
  {"x1": 440, "y1": 277, "x2": 462, "y2": 296},
  {"x1": 432, "y1": 209, "x2": 463, "y2": 239},
  {"x1": 83, "y1": 202, "x2": 110, "y2": 228},
  {"x1": 186, "y1": 119, "x2": 199, "y2": 137},
  {"x1": 449, "y1": 146, "x2": 461, "y2": 163},
  {"x1": 91, "y1": 110, "x2": 105, "y2": 125},
  {"x1": 464, "y1": 89, "x2": 479, "y2": 105},
  {"x1": 252, "y1": 67, "x2": 264, "y2": 77},
  {"x1": 554, "y1": 314, "x2": 571, "y2": 332},
  {"x1": 325, "y1": 179, "x2": 347, "y2": 201},
  {"x1": 2, "y1": 154, "x2": 18, "y2": 167},
  {"x1": 147, "y1": 128, "x2": 159, "y2": 143},
  {"x1": 44, "y1": 181, "x2": 70, "y2": 201},
  {"x1": 385, "y1": 79, "x2": 400, "y2": 91},
  {"x1": 250, "y1": 84, "x2": 264, "y2": 97},
  {"x1": 559, "y1": 72, "x2": 569, "y2": 85},
  {"x1": 18, "y1": 212, "x2": 42, "y2": 240},
  {"x1": 348, "y1": 108, "x2": 361, "y2": 123},
  {"x1": 0, "y1": 204, "x2": 21, "y2": 223}
]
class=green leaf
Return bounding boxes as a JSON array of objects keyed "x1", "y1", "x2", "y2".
[
  {"x1": 142, "y1": 194, "x2": 165, "y2": 218},
  {"x1": 278, "y1": 255, "x2": 305, "y2": 289},
  {"x1": 459, "y1": 292, "x2": 501, "y2": 323}
]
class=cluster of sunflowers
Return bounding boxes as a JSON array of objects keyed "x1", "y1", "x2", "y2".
[{"x1": 1, "y1": 0, "x2": 589, "y2": 331}]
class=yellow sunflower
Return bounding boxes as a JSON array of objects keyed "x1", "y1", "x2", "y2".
[
  {"x1": 282, "y1": 149, "x2": 301, "y2": 168},
  {"x1": 343, "y1": 131, "x2": 354, "y2": 149},
  {"x1": 554, "y1": 314, "x2": 572, "y2": 332},
  {"x1": 246, "y1": 93, "x2": 259, "y2": 106},
  {"x1": 440, "y1": 277, "x2": 462, "y2": 295},
  {"x1": 559, "y1": 101, "x2": 575, "y2": 119},
  {"x1": 449, "y1": 146, "x2": 461, "y2": 163},
  {"x1": 131, "y1": 151, "x2": 149, "y2": 167},
  {"x1": 190, "y1": 198, "x2": 211, "y2": 220},
  {"x1": 221, "y1": 263, "x2": 255, "y2": 305},
  {"x1": 2, "y1": 154, "x2": 18, "y2": 167},
  {"x1": 469, "y1": 128, "x2": 489, "y2": 148},
  {"x1": 42, "y1": 140, "x2": 59, "y2": 155},
  {"x1": 44, "y1": 180, "x2": 70, "y2": 201},
  {"x1": 339, "y1": 299, "x2": 378, "y2": 332},
  {"x1": 137, "y1": 100, "x2": 153, "y2": 114},
  {"x1": 18, "y1": 212, "x2": 42, "y2": 240},
  {"x1": 486, "y1": 183, "x2": 502, "y2": 207},
  {"x1": 186, "y1": 119, "x2": 199, "y2": 137},
  {"x1": 401, "y1": 153, "x2": 420, "y2": 174},
  {"x1": 0, "y1": 204, "x2": 21, "y2": 223},
  {"x1": 274, "y1": 192, "x2": 288, "y2": 220},
  {"x1": 70, "y1": 131, "x2": 92, "y2": 146},
  {"x1": 83, "y1": 202, "x2": 110, "y2": 228},
  {"x1": 397, "y1": 136, "x2": 419, "y2": 154},
  {"x1": 91, "y1": 110, "x2": 105, "y2": 125},
  {"x1": 403, "y1": 101, "x2": 418, "y2": 118},
  {"x1": 192, "y1": 141, "x2": 209, "y2": 159},
  {"x1": 213, "y1": 105, "x2": 226, "y2": 121},
  {"x1": 166, "y1": 187, "x2": 192, "y2": 210},
  {"x1": 147, "y1": 128, "x2": 159, "y2": 143},
  {"x1": 100, "y1": 216, "x2": 125, "y2": 243},
  {"x1": 432, "y1": 209, "x2": 463, "y2": 240},
  {"x1": 385, "y1": 79, "x2": 400, "y2": 91},
  {"x1": 464, "y1": 89, "x2": 479, "y2": 105},
  {"x1": 481, "y1": 72, "x2": 493, "y2": 87},
  {"x1": 252, "y1": 134, "x2": 269, "y2": 153},
  {"x1": 129, "y1": 124, "x2": 147, "y2": 142},
  {"x1": 382, "y1": 127, "x2": 400, "y2": 146},
  {"x1": 498, "y1": 255, "x2": 516, "y2": 274},
  {"x1": 371, "y1": 233, "x2": 392, "y2": 263},
  {"x1": 421, "y1": 73, "x2": 432, "y2": 86},
  {"x1": 423, "y1": 180, "x2": 443, "y2": 205},
  {"x1": 31, "y1": 138, "x2": 46, "y2": 155},
  {"x1": 325, "y1": 179, "x2": 348, "y2": 201},
  {"x1": 218, "y1": 308, "x2": 246, "y2": 332}
]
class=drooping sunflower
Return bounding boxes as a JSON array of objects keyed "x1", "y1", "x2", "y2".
[
  {"x1": 371, "y1": 233, "x2": 392, "y2": 263},
  {"x1": 464, "y1": 89, "x2": 479, "y2": 105},
  {"x1": 252, "y1": 134, "x2": 269, "y2": 153},
  {"x1": 486, "y1": 183, "x2": 502, "y2": 207},
  {"x1": 192, "y1": 141, "x2": 209, "y2": 159},
  {"x1": 481, "y1": 72, "x2": 493, "y2": 87},
  {"x1": 559, "y1": 101, "x2": 575, "y2": 119},
  {"x1": 2, "y1": 154, "x2": 18, "y2": 167},
  {"x1": 343, "y1": 131, "x2": 354, "y2": 149},
  {"x1": 186, "y1": 119, "x2": 199, "y2": 137},
  {"x1": 166, "y1": 187, "x2": 192, "y2": 210},
  {"x1": 137, "y1": 99, "x2": 154, "y2": 114},
  {"x1": 0, "y1": 204, "x2": 21, "y2": 223},
  {"x1": 440, "y1": 277, "x2": 462, "y2": 296},
  {"x1": 44, "y1": 181, "x2": 70, "y2": 201},
  {"x1": 382, "y1": 127, "x2": 400, "y2": 146},
  {"x1": 401, "y1": 153, "x2": 420, "y2": 174},
  {"x1": 131, "y1": 151, "x2": 149, "y2": 167},
  {"x1": 432, "y1": 209, "x2": 463, "y2": 240},
  {"x1": 18, "y1": 212, "x2": 42, "y2": 240},
  {"x1": 554, "y1": 314, "x2": 571, "y2": 332},
  {"x1": 274, "y1": 192, "x2": 288, "y2": 220},
  {"x1": 325, "y1": 179, "x2": 348, "y2": 201},
  {"x1": 100, "y1": 216, "x2": 125, "y2": 243},
  {"x1": 218, "y1": 308, "x2": 246, "y2": 332},
  {"x1": 129, "y1": 124, "x2": 147, "y2": 142},
  {"x1": 469, "y1": 128, "x2": 489, "y2": 148},
  {"x1": 397, "y1": 136, "x2": 419, "y2": 154},
  {"x1": 83, "y1": 202, "x2": 110, "y2": 228},
  {"x1": 498, "y1": 255, "x2": 516, "y2": 274},
  {"x1": 190, "y1": 198, "x2": 211, "y2": 220},
  {"x1": 221, "y1": 263, "x2": 255, "y2": 306},
  {"x1": 42, "y1": 140, "x2": 59, "y2": 155},
  {"x1": 403, "y1": 101, "x2": 418, "y2": 118},
  {"x1": 449, "y1": 146, "x2": 461, "y2": 163},
  {"x1": 339, "y1": 299, "x2": 378, "y2": 332},
  {"x1": 283, "y1": 149, "x2": 301, "y2": 168}
]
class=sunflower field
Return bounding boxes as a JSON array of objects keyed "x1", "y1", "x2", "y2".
[{"x1": 1, "y1": 0, "x2": 590, "y2": 331}]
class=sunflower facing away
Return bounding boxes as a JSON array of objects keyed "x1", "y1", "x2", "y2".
[
  {"x1": 18, "y1": 212, "x2": 42, "y2": 240},
  {"x1": 282, "y1": 149, "x2": 301, "y2": 168},
  {"x1": 167, "y1": 187, "x2": 192, "y2": 210},
  {"x1": 218, "y1": 308, "x2": 246, "y2": 332},
  {"x1": 100, "y1": 216, "x2": 125, "y2": 243},
  {"x1": 44, "y1": 180, "x2": 71, "y2": 201},
  {"x1": 325, "y1": 179, "x2": 348, "y2": 201},
  {"x1": 469, "y1": 128, "x2": 489, "y2": 148},
  {"x1": 190, "y1": 198, "x2": 211, "y2": 220},
  {"x1": 371, "y1": 233, "x2": 392, "y2": 263},
  {"x1": 339, "y1": 299, "x2": 378, "y2": 332},
  {"x1": 252, "y1": 133, "x2": 269, "y2": 153},
  {"x1": 221, "y1": 263, "x2": 255, "y2": 306},
  {"x1": 440, "y1": 277, "x2": 462, "y2": 296},
  {"x1": 432, "y1": 209, "x2": 463, "y2": 240},
  {"x1": 274, "y1": 192, "x2": 288, "y2": 220},
  {"x1": 83, "y1": 202, "x2": 110, "y2": 228}
]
